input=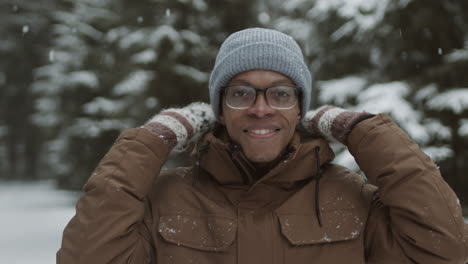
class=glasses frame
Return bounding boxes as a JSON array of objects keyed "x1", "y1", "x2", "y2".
[{"x1": 222, "y1": 84, "x2": 301, "y2": 110}]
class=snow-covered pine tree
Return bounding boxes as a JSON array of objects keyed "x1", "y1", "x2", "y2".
[
  {"x1": 32, "y1": 0, "x2": 120, "y2": 188},
  {"x1": 0, "y1": 0, "x2": 62, "y2": 180},
  {"x1": 367, "y1": 0, "x2": 468, "y2": 199},
  {"x1": 419, "y1": 39, "x2": 468, "y2": 195},
  {"x1": 267, "y1": 0, "x2": 468, "y2": 203},
  {"x1": 32, "y1": 0, "x2": 261, "y2": 189}
]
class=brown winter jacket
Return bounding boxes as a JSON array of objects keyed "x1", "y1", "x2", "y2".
[{"x1": 58, "y1": 114, "x2": 468, "y2": 263}]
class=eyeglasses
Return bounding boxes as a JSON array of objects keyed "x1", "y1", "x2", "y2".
[{"x1": 222, "y1": 85, "x2": 300, "y2": 110}]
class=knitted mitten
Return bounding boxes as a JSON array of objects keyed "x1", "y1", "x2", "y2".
[
  {"x1": 302, "y1": 105, "x2": 374, "y2": 144},
  {"x1": 142, "y1": 102, "x2": 215, "y2": 152}
]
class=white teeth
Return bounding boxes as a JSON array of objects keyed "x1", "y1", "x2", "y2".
[{"x1": 249, "y1": 129, "x2": 274, "y2": 135}]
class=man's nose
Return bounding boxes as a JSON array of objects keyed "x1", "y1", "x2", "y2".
[{"x1": 247, "y1": 93, "x2": 275, "y2": 117}]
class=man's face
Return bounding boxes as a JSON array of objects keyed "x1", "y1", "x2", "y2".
[{"x1": 219, "y1": 70, "x2": 301, "y2": 163}]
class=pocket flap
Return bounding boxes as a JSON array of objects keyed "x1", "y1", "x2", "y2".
[
  {"x1": 278, "y1": 210, "x2": 365, "y2": 246},
  {"x1": 158, "y1": 214, "x2": 237, "y2": 251}
]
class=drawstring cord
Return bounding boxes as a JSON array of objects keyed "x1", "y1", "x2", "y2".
[
  {"x1": 229, "y1": 143, "x2": 251, "y2": 184},
  {"x1": 314, "y1": 146, "x2": 323, "y2": 227}
]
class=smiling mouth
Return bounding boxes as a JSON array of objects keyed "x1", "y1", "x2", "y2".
[{"x1": 243, "y1": 128, "x2": 280, "y2": 137}]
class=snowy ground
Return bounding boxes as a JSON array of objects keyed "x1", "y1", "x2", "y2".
[
  {"x1": 0, "y1": 181, "x2": 78, "y2": 264},
  {"x1": 0, "y1": 181, "x2": 467, "y2": 264}
]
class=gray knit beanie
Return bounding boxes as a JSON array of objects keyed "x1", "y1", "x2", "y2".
[{"x1": 209, "y1": 27, "x2": 312, "y2": 118}]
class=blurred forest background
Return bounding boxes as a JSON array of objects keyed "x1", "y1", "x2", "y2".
[{"x1": 1, "y1": 0, "x2": 467, "y2": 208}]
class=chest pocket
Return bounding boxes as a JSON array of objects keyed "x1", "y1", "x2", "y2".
[
  {"x1": 277, "y1": 209, "x2": 366, "y2": 264},
  {"x1": 157, "y1": 214, "x2": 237, "y2": 263}
]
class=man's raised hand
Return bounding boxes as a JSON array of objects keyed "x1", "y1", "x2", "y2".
[
  {"x1": 142, "y1": 102, "x2": 215, "y2": 152},
  {"x1": 301, "y1": 105, "x2": 373, "y2": 144}
]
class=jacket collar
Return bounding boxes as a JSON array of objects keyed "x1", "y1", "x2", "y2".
[{"x1": 196, "y1": 126, "x2": 335, "y2": 186}]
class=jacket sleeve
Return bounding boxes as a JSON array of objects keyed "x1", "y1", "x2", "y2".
[
  {"x1": 57, "y1": 128, "x2": 170, "y2": 264},
  {"x1": 347, "y1": 114, "x2": 468, "y2": 264}
]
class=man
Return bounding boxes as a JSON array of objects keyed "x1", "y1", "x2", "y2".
[{"x1": 58, "y1": 28, "x2": 468, "y2": 263}]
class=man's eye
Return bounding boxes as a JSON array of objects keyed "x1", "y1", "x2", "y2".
[
  {"x1": 275, "y1": 91, "x2": 291, "y2": 97},
  {"x1": 233, "y1": 91, "x2": 247, "y2": 97}
]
